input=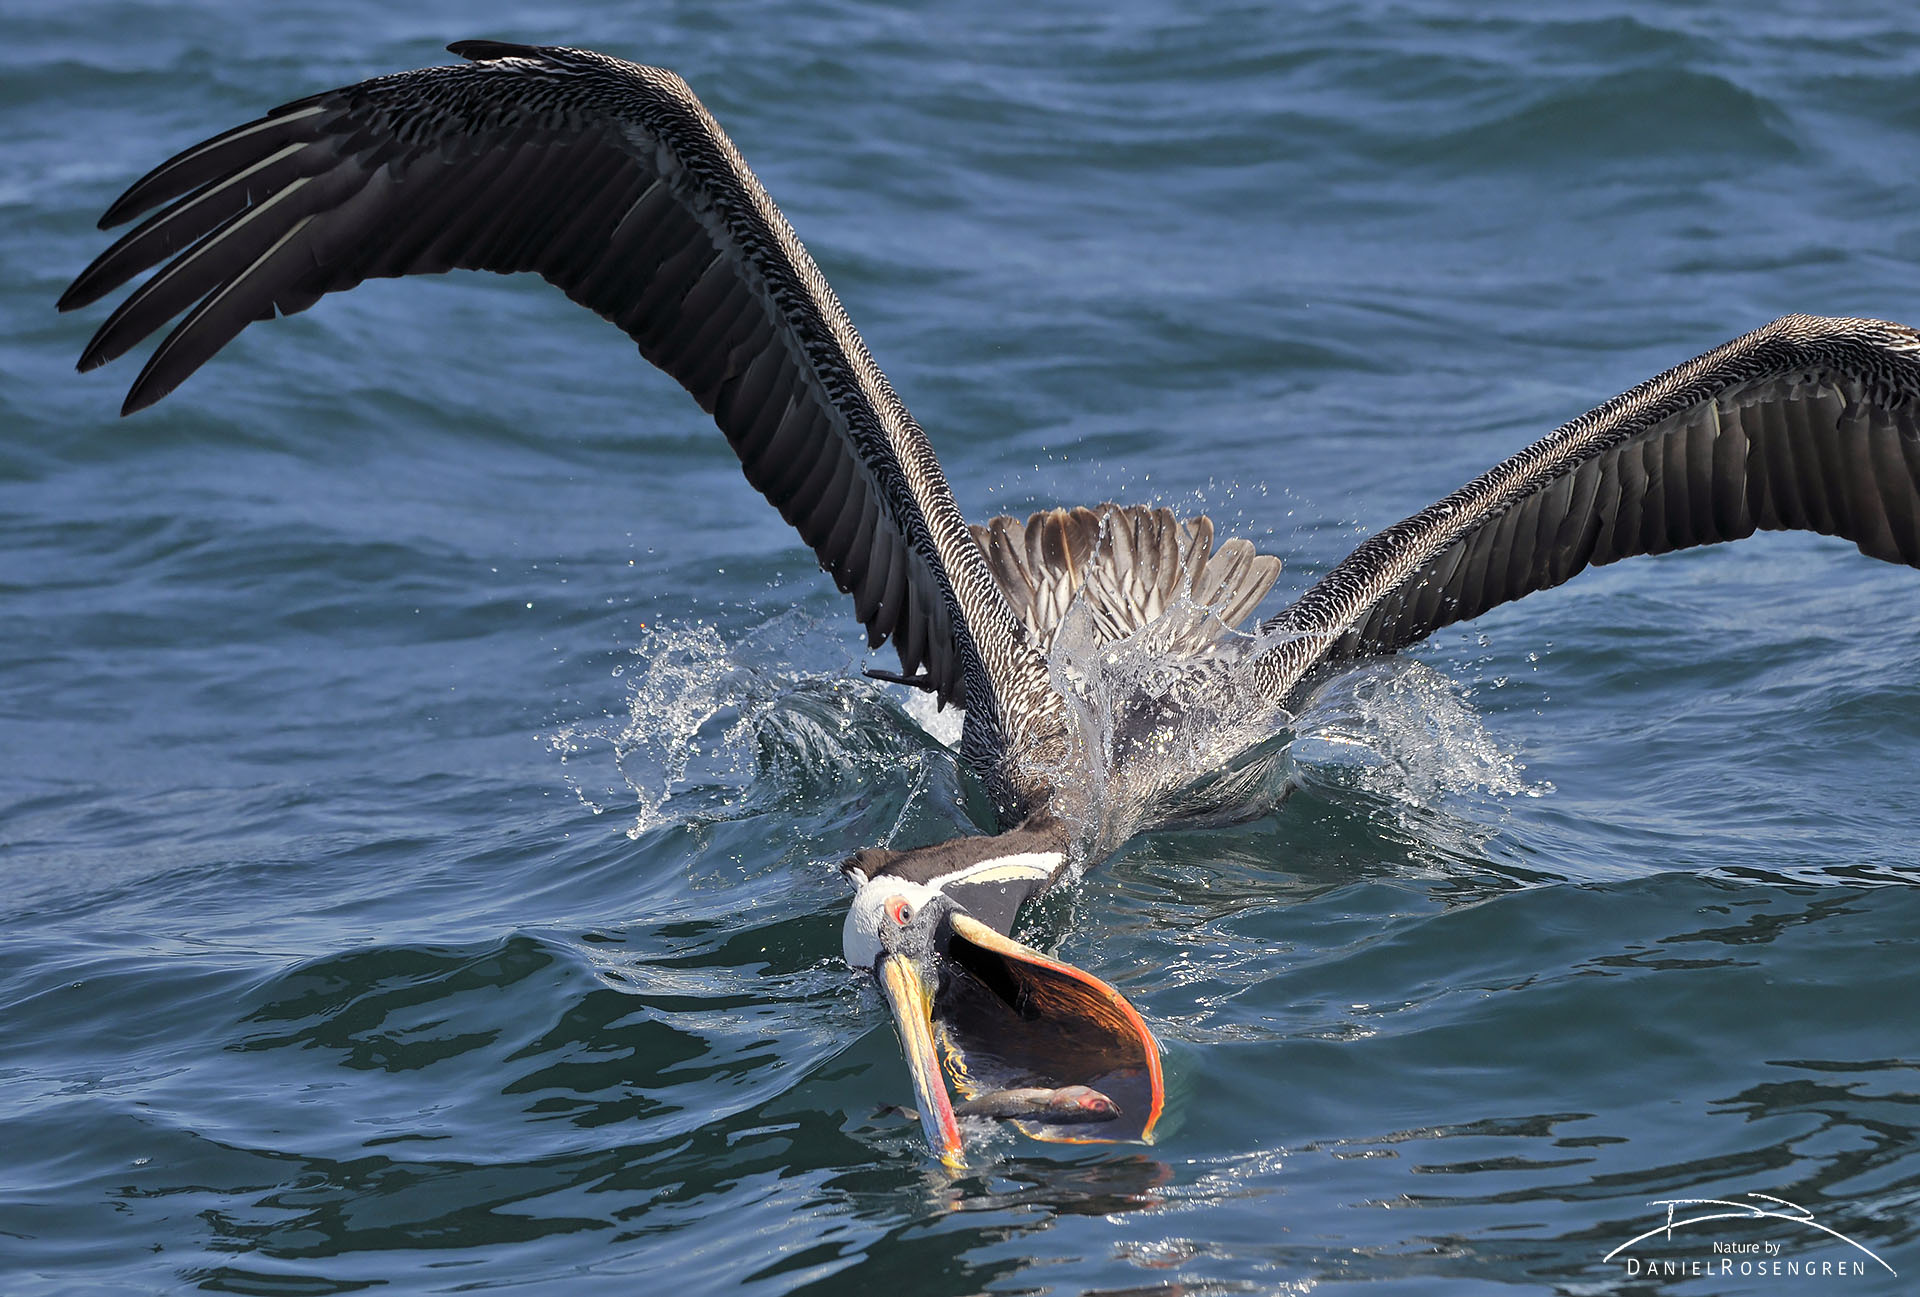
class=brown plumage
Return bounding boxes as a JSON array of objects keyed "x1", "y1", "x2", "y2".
[
  {"x1": 1254, "y1": 315, "x2": 1920, "y2": 704},
  {"x1": 971, "y1": 505, "x2": 1282, "y2": 654},
  {"x1": 61, "y1": 44, "x2": 1920, "y2": 1163},
  {"x1": 59, "y1": 43, "x2": 1920, "y2": 849},
  {"x1": 58, "y1": 39, "x2": 1050, "y2": 771}
]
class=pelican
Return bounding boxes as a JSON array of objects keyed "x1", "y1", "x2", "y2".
[{"x1": 61, "y1": 41, "x2": 1920, "y2": 1165}]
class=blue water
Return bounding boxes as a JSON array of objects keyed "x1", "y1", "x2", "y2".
[{"x1": 7, "y1": 2, "x2": 1920, "y2": 1292}]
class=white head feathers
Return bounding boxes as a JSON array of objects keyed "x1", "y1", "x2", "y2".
[{"x1": 842, "y1": 876, "x2": 946, "y2": 971}]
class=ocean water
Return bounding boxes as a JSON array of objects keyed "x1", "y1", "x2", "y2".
[{"x1": 6, "y1": 1, "x2": 1920, "y2": 1292}]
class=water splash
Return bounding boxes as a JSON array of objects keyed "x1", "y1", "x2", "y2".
[
  {"x1": 1026, "y1": 526, "x2": 1302, "y2": 857},
  {"x1": 1288, "y1": 658, "x2": 1550, "y2": 860},
  {"x1": 546, "y1": 614, "x2": 957, "y2": 841},
  {"x1": 555, "y1": 547, "x2": 1540, "y2": 865},
  {"x1": 1011, "y1": 509, "x2": 1544, "y2": 861},
  {"x1": 1291, "y1": 660, "x2": 1540, "y2": 802},
  {"x1": 546, "y1": 620, "x2": 739, "y2": 832},
  {"x1": 900, "y1": 687, "x2": 964, "y2": 750}
]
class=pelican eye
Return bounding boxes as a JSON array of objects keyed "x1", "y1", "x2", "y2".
[{"x1": 886, "y1": 897, "x2": 914, "y2": 926}]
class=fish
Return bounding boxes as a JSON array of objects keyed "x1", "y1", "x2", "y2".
[{"x1": 878, "y1": 1084, "x2": 1122, "y2": 1127}]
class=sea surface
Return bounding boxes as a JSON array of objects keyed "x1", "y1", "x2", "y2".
[{"x1": 6, "y1": 2, "x2": 1920, "y2": 1293}]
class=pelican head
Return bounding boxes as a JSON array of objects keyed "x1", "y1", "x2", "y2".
[{"x1": 841, "y1": 831, "x2": 1164, "y2": 1165}]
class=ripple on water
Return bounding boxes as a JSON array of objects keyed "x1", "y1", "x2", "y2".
[{"x1": 10, "y1": 1, "x2": 1920, "y2": 1293}]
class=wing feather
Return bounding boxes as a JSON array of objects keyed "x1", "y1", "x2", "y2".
[
  {"x1": 971, "y1": 503, "x2": 1282, "y2": 656},
  {"x1": 1260, "y1": 316, "x2": 1920, "y2": 703},
  {"x1": 62, "y1": 43, "x2": 1059, "y2": 765}
]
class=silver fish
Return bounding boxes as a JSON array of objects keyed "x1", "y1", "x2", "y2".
[{"x1": 880, "y1": 1084, "x2": 1121, "y2": 1127}]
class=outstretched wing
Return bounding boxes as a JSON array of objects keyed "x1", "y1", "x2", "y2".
[
  {"x1": 59, "y1": 40, "x2": 1056, "y2": 738},
  {"x1": 1259, "y1": 315, "x2": 1920, "y2": 704}
]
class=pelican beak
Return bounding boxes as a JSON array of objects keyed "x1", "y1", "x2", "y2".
[
  {"x1": 935, "y1": 912, "x2": 1163, "y2": 1144},
  {"x1": 878, "y1": 952, "x2": 965, "y2": 1167}
]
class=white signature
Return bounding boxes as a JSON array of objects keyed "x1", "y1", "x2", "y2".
[{"x1": 1603, "y1": 1192, "x2": 1895, "y2": 1275}]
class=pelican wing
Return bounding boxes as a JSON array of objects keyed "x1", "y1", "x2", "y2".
[
  {"x1": 1260, "y1": 315, "x2": 1920, "y2": 703},
  {"x1": 59, "y1": 40, "x2": 1055, "y2": 731}
]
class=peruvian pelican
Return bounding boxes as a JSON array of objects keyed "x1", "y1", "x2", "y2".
[{"x1": 60, "y1": 42, "x2": 1920, "y2": 1164}]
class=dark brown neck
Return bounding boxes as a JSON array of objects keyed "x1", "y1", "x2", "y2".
[
  {"x1": 861, "y1": 813, "x2": 1073, "y2": 936},
  {"x1": 869, "y1": 812, "x2": 1069, "y2": 885}
]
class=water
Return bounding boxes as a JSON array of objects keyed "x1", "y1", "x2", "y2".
[{"x1": 6, "y1": 1, "x2": 1920, "y2": 1291}]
